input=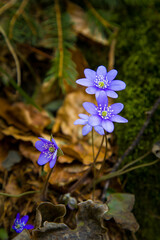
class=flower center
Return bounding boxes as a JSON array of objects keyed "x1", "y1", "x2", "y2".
[
  {"x1": 98, "y1": 81, "x2": 105, "y2": 88},
  {"x1": 97, "y1": 105, "x2": 114, "y2": 119},
  {"x1": 102, "y1": 111, "x2": 107, "y2": 117},
  {"x1": 94, "y1": 75, "x2": 109, "y2": 89},
  {"x1": 49, "y1": 146, "x2": 55, "y2": 152}
]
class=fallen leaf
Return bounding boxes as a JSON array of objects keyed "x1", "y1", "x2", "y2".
[
  {"x1": 67, "y1": 1, "x2": 108, "y2": 46},
  {"x1": 105, "y1": 193, "x2": 139, "y2": 232},
  {"x1": 12, "y1": 229, "x2": 31, "y2": 240},
  {"x1": 35, "y1": 202, "x2": 66, "y2": 228},
  {"x1": 33, "y1": 200, "x2": 109, "y2": 240},
  {"x1": 0, "y1": 98, "x2": 51, "y2": 135}
]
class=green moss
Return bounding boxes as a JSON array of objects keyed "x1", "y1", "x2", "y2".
[{"x1": 115, "y1": 5, "x2": 160, "y2": 240}]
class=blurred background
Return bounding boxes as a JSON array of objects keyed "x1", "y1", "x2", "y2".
[{"x1": 0, "y1": 0, "x2": 160, "y2": 239}]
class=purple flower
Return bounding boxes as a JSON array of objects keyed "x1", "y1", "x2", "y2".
[
  {"x1": 12, "y1": 213, "x2": 34, "y2": 233},
  {"x1": 83, "y1": 91, "x2": 128, "y2": 133},
  {"x1": 76, "y1": 65, "x2": 126, "y2": 98},
  {"x1": 74, "y1": 113, "x2": 104, "y2": 136},
  {"x1": 35, "y1": 137, "x2": 59, "y2": 168}
]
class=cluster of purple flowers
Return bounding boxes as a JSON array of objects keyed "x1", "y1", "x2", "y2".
[{"x1": 75, "y1": 65, "x2": 128, "y2": 135}]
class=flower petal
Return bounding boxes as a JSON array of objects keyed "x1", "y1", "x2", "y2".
[
  {"x1": 110, "y1": 115, "x2": 128, "y2": 123},
  {"x1": 51, "y1": 138, "x2": 58, "y2": 149},
  {"x1": 21, "y1": 215, "x2": 29, "y2": 224},
  {"x1": 96, "y1": 65, "x2": 107, "y2": 76},
  {"x1": 84, "y1": 69, "x2": 96, "y2": 80},
  {"x1": 74, "y1": 119, "x2": 88, "y2": 125},
  {"x1": 110, "y1": 103, "x2": 124, "y2": 114},
  {"x1": 95, "y1": 90, "x2": 102, "y2": 99},
  {"x1": 88, "y1": 115, "x2": 102, "y2": 126},
  {"x1": 107, "y1": 69, "x2": 118, "y2": 81},
  {"x1": 38, "y1": 137, "x2": 51, "y2": 143},
  {"x1": 83, "y1": 102, "x2": 97, "y2": 114},
  {"x1": 15, "y1": 213, "x2": 20, "y2": 220},
  {"x1": 96, "y1": 91, "x2": 108, "y2": 107},
  {"x1": 49, "y1": 156, "x2": 57, "y2": 168},
  {"x1": 102, "y1": 120, "x2": 114, "y2": 133},
  {"x1": 94, "y1": 126, "x2": 104, "y2": 135},
  {"x1": 25, "y1": 224, "x2": 34, "y2": 230},
  {"x1": 106, "y1": 90, "x2": 118, "y2": 98},
  {"x1": 37, "y1": 152, "x2": 51, "y2": 166},
  {"x1": 82, "y1": 124, "x2": 92, "y2": 136},
  {"x1": 35, "y1": 140, "x2": 48, "y2": 152},
  {"x1": 79, "y1": 114, "x2": 89, "y2": 120},
  {"x1": 76, "y1": 78, "x2": 93, "y2": 87},
  {"x1": 109, "y1": 80, "x2": 126, "y2": 91},
  {"x1": 85, "y1": 86, "x2": 97, "y2": 94}
]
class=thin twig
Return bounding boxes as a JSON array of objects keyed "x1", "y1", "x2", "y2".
[
  {"x1": 9, "y1": 0, "x2": 29, "y2": 39},
  {"x1": 0, "y1": 0, "x2": 17, "y2": 16},
  {"x1": 55, "y1": 0, "x2": 63, "y2": 79},
  {"x1": 0, "y1": 26, "x2": 21, "y2": 86},
  {"x1": 0, "y1": 190, "x2": 40, "y2": 198}
]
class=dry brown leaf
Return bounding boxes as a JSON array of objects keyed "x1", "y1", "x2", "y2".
[
  {"x1": 44, "y1": 164, "x2": 83, "y2": 187},
  {"x1": 5, "y1": 175, "x2": 22, "y2": 195},
  {"x1": 52, "y1": 91, "x2": 95, "y2": 141},
  {"x1": 0, "y1": 98, "x2": 50, "y2": 134},
  {"x1": 67, "y1": 1, "x2": 108, "y2": 46}
]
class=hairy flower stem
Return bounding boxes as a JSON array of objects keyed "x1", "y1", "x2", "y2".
[
  {"x1": 69, "y1": 135, "x2": 104, "y2": 193},
  {"x1": 41, "y1": 167, "x2": 54, "y2": 200},
  {"x1": 99, "y1": 131, "x2": 108, "y2": 174},
  {"x1": 92, "y1": 129, "x2": 95, "y2": 201}
]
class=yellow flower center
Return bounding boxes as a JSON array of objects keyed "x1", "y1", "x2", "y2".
[
  {"x1": 49, "y1": 147, "x2": 55, "y2": 152},
  {"x1": 98, "y1": 81, "x2": 105, "y2": 88},
  {"x1": 102, "y1": 111, "x2": 107, "y2": 117}
]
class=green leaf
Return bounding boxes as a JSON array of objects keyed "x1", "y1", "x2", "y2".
[{"x1": 105, "y1": 193, "x2": 139, "y2": 232}]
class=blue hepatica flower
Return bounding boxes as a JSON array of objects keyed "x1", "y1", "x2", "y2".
[
  {"x1": 83, "y1": 91, "x2": 128, "y2": 133},
  {"x1": 35, "y1": 137, "x2": 59, "y2": 168},
  {"x1": 12, "y1": 213, "x2": 34, "y2": 233},
  {"x1": 76, "y1": 65, "x2": 126, "y2": 98},
  {"x1": 74, "y1": 113, "x2": 104, "y2": 136}
]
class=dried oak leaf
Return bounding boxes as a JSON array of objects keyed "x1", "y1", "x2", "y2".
[
  {"x1": 67, "y1": 1, "x2": 108, "y2": 46},
  {"x1": 33, "y1": 200, "x2": 109, "y2": 240},
  {"x1": 104, "y1": 193, "x2": 139, "y2": 232}
]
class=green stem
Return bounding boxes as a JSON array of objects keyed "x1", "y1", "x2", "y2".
[
  {"x1": 96, "y1": 159, "x2": 160, "y2": 185},
  {"x1": 0, "y1": 190, "x2": 40, "y2": 198},
  {"x1": 92, "y1": 129, "x2": 95, "y2": 201},
  {"x1": 99, "y1": 131, "x2": 107, "y2": 174},
  {"x1": 119, "y1": 150, "x2": 151, "y2": 172},
  {"x1": 41, "y1": 167, "x2": 54, "y2": 200}
]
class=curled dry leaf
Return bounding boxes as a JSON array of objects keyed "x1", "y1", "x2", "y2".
[
  {"x1": 67, "y1": 1, "x2": 108, "y2": 46},
  {"x1": 33, "y1": 200, "x2": 109, "y2": 240},
  {"x1": 35, "y1": 202, "x2": 66, "y2": 228}
]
